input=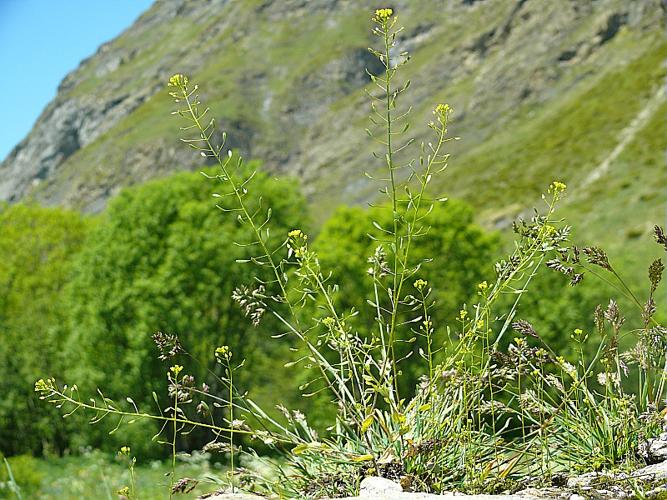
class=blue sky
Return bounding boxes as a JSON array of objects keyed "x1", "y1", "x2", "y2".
[{"x1": 0, "y1": 0, "x2": 154, "y2": 161}]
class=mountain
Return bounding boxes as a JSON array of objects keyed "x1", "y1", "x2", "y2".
[{"x1": 1, "y1": 0, "x2": 665, "y2": 265}]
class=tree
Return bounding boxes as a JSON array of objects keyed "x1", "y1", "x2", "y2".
[
  {"x1": 313, "y1": 200, "x2": 500, "y2": 394},
  {"x1": 0, "y1": 204, "x2": 89, "y2": 455},
  {"x1": 63, "y1": 166, "x2": 308, "y2": 455}
]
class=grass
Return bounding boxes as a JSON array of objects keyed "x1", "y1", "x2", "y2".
[
  {"x1": 436, "y1": 32, "x2": 667, "y2": 298},
  {"x1": 1, "y1": 450, "x2": 231, "y2": 499},
  {"x1": 307, "y1": 13, "x2": 665, "y2": 227},
  {"x1": 28, "y1": 0, "x2": 663, "y2": 235},
  {"x1": 444, "y1": 34, "x2": 666, "y2": 212}
]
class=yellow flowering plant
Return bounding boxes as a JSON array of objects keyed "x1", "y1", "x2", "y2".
[{"x1": 34, "y1": 7, "x2": 667, "y2": 498}]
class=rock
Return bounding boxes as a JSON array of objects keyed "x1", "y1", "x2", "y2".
[
  {"x1": 632, "y1": 459, "x2": 667, "y2": 481},
  {"x1": 345, "y1": 479, "x2": 547, "y2": 499},
  {"x1": 200, "y1": 494, "x2": 263, "y2": 500},
  {"x1": 347, "y1": 492, "x2": 543, "y2": 499},
  {"x1": 560, "y1": 460, "x2": 667, "y2": 498},
  {"x1": 359, "y1": 476, "x2": 403, "y2": 496},
  {"x1": 644, "y1": 432, "x2": 667, "y2": 464}
]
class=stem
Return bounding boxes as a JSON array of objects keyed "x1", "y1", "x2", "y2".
[
  {"x1": 377, "y1": 18, "x2": 449, "y2": 411},
  {"x1": 382, "y1": 24, "x2": 401, "y2": 404},
  {"x1": 178, "y1": 84, "x2": 351, "y2": 419},
  {"x1": 228, "y1": 360, "x2": 235, "y2": 493},
  {"x1": 41, "y1": 388, "x2": 266, "y2": 439},
  {"x1": 129, "y1": 460, "x2": 136, "y2": 499},
  {"x1": 302, "y1": 259, "x2": 365, "y2": 413},
  {"x1": 170, "y1": 384, "x2": 178, "y2": 499}
]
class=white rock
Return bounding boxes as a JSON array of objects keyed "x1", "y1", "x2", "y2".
[
  {"x1": 633, "y1": 459, "x2": 667, "y2": 481},
  {"x1": 647, "y1": 436, "x2": 667, "y2": 463},
  {"x1": 202, "y1": 494, "x2": 263, "y2": 500},
  {"x1": 359, "y1": 476, "x2": 403, "y2": 496}
]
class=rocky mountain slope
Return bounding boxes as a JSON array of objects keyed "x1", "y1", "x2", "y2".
[{"x1": 1, "y1": 0, "x2": 665, "y2": 258}]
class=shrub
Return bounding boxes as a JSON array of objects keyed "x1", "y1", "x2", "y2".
[{"x1": 0, "y1": 454, "x2": 43, "y2": 496}]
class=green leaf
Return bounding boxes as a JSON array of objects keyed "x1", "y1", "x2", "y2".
[{"x1": 361, "y1": 414, "x2": 375, "y2": 433}]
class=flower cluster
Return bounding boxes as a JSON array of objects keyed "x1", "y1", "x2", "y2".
[
  {"x1": 169, "y1": 364, "x2": 184, "y2": 377},
  {"x1": 413, "y1": 279, "x2": 428, "y2": 291},
  {"x1": 548, "y1": 181, "x2": 567, "y2": 194},
  {"x1": 35, "y1": 378, "x2": 55, "y2": 393},
  {"x1": 434, "y1": 103, "x2": 451, "y2": 117},
  {"x1": 215, "y1": 345, "x2": 232, "y2": 362},
  {"x1": 322, "y1": 316, "x2": 336, "y2": 329},
  {"x1": 168, "y1": 73, "x2": 188, "y2": 88},
  {"x1": 232, "y1": 284, "x2": 267, "y2": 327},
  {"x1": 556, "y1": 356, "x2": 577, "y2": 377},
  {"x1": 430, "y1": 103, "x2": 453, "y2": 129},
  {"x1": 152, "y1": 331, "x2": 182, "y2": 360},
  {"x1": 288, "y1": 229, "x2": 309, "y2": 259},
  {"x1": 373, "y1": 8, "x2": 393, "y2": 22},
  {"x1": 582, "y1": 246, "x2": 612, "y2": 272},
  {"x1": 368, "y1": 245, "x2": 390, "y2": 277},
  {"x1": 288, "y1": 229, "x2": 305, "y2": 238},
  {"x1": 512, "y1": 319, "x2": 538, "y2": 338},
  {"x1": 655, "y1": 225, "x2": 667, "y2": 251}
]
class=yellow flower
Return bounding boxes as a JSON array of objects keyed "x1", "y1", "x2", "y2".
[
  {"x1": 215, "y1": 346, "x2": 232, "y2": 361},
  {"x1": 120, "y1": 446, "x2": 131, "y2": 455},
  {"x1": 477, "y1": 281, "x2": 488, "y2": 294},
  {"x1": 35, "y1": 378, "x2": 52, "y2": 392},
  {"x1": 458, "y1": 309, "x2": 468, "y2": 320},
  {"x1": 544, "y1": 225, "x2": 557, "y2": 235},
  {"x1": 170, "y1": 364, "x2": 184, "y2": 377},
  {"x1": 374, "y1": 8, "x2": 394, "y2": 21},
  {"x1": 168, "y1": 73, "x2": 188, "y2": 88},
  {"x1": 548, "y1": 181, "x2": 567, "y2": 194},
  {"x1": 413, "y1": 279, "x2": 428, "y2": 291},
  {"x1": 322, "y1": 317, "x2": 336, "y2": 329},
  {"x1": 288, "y1": 229, "x2": 308, "y2": 259},
  {"x1": 476, "y1": 320, "x2": 485, "y2": 330},
  {"x1": 434, "y1": 103, "x2": 451, "y2": 116},
  {"x1": 571, "y1": 328, "x2": 586, "y2": 341}
]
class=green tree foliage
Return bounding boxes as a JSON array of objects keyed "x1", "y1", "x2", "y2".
[
  {"x1": 315, "y1": 200, "x2": 499, "y2": 329},
  {"x1": 0, "y1": 204, "x2": 89, "y2": 456},
  {"x1": 63, "y1": 166, "x2": 307, "y2": 454},
  {"x1": 313, "y1": 200, "x2": 500, "y2": 392}
]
